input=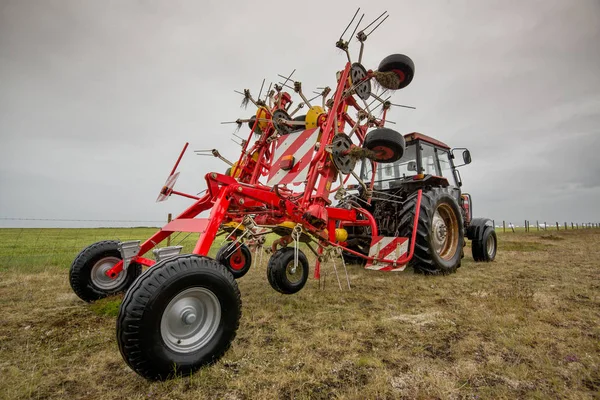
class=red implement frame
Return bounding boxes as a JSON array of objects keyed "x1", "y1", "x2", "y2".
[{"x1": 106, "y1": 62, "x2": 419, "y2": 280}]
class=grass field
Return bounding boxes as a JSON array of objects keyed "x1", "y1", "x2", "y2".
[{"x1": 0, "y1": 227, "x2": 599, "y2": 399}]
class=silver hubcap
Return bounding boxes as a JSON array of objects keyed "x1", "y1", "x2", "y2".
[
  {"x1": 486, "y1": 235, "x2": 495, "y2": 257},
  {"x1": 432, "y1": 210, "x2": 447, "y2": 254},
  {"x1": 160, "y1": 287, "x2": 221, "y2": 353},
  {"x1": 91, "y1": 257, "x2": 126, "y2": 290},
  {"x1": 286, "y1": 262, "x2": 303, "y2": 283}
]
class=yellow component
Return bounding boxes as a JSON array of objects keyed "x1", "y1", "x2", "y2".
[
  {"x1": 251, "y1": 151, "x2": 260, "y2": 161},
  {"x1": 255, "y1": 107, "x2": 270, "y2": 131},
  {"x1": 335, "y1": 228, "x2": 348, "y2": 242},
  {"x1": 228, "y1": 161, "x2": 242, "y2": 178},
  {"x1": 223, "y1": 221, "x2": 246, "y2": 232},
  {"x1": 305, "y1": 106, "x2": 325, "y2": 129},
  {"x1": 278, "y1": 221, "x2": 296, "y2": 229}
]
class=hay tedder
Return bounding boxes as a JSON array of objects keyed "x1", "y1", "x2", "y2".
[{"x1": 69, "y1": 10, "x2": 496, "y2": 380}]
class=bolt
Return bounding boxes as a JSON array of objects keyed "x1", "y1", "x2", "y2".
[
  {"x1": 239, "y1": 199, "x2": 245, "y2": 205},
  {"x1": 237, "y1": 186, "x2": 243, "y2": 192},
  {"x1": 181, "y1": 310, "x2": 197, "y2": 325},
  {"x1": 210, "y1": 173, "x2": 217, "y2": 179}
]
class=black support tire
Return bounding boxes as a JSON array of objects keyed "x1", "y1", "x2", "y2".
[
  {"x1": 363, "y1": 127, "x2": 406, "y2": 163},
  {"x1": 472, "y1": 228, "x2": 497, "y2": 262},
  {"x1": 397, "y1": 188, "x2": 464, "y2": 275},
  {"x1": 266, "y1": 247, "x2": 309, "y2": 294},
  {"x1": 116, "y1": 255, "x2": 241, "y2": 381},
  {"x1": 216, "y1": 242, "x2": 252, "y2": 279},
  {"x1": 69, "y1": 240, "x2": 142, "y2": 303},
  {"x1": 377, "y1": 54, "x2": 415, "y2": 90}
]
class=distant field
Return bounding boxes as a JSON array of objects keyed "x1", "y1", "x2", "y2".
[{"x1": 0, "y1": 228, "x2": 599, "y2": 399}]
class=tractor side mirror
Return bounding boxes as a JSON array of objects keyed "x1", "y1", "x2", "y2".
[
  {"x1": 407, "y1": 161, "x2": 417, "y2": 171},
  {"x1": 462, "y1": 150, "x2": 471, "y2": 165}
]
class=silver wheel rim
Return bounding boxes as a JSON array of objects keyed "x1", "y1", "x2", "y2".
[
  {"x1": 160, "y1": 287, "x2": 221, "y2": 353},
  {"x1": 431, "y1": 210, "x2": 448, "y2": 255},
  {"x1": 285, "y1": 261, "x2": 303, "y2": 284},
  {"x1": 91, "y1": 256, "x2": 127, "y2": 290},
  {"x1": 486, "y1": 234, "x2": 495, "y2": 257}
]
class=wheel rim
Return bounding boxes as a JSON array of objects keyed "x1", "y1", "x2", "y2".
[
  {"x1": 431, "y1": 204, "x2": 459, "y2": 260},
  {"x1": 371, "y1": 145, "x2": 394, "y2": 161},
  {"x1": 486, "y1": 234, "x2": 495, "y2": 257},
  {"x1": 285, "y1": 261, "x2": 304, "y2": 284},
  {"x1": 91, "y1": 256, "x2": 127, "y2": 290},
  {"x1": 160, "y1": 287, "x2": 221, "y2": 353},
  {"x1": 229, "y1": 248, "x2": 246, "y2": 271}
]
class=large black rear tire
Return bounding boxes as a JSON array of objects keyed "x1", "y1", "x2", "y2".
[
  {"x1": 116, "y1": 255, "x2": 241, "y2": 381},
  {"x1": 397, "y1": 188, "x2": 464, "y2": 274},
  {"x1": 69, "y1": 240, "x2": 142, "y2": 303}
]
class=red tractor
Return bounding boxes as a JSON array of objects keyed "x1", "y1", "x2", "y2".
[
  {"x1": 339, "y1": 132, "x2": 497, "y2": 273},
  {"x1": 67, "y1": 11, "x2": 496, "y2": 381}
]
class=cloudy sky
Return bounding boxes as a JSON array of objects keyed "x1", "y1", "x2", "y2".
[{"x1": 1, "y1": 0, "x2": 599, "y2": 228}]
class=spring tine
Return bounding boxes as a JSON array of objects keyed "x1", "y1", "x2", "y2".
[
  {"x1": 350, "y1": 13, "x2": 365, "y2": 41},
  {"x1": 339, "y1": 8, "x2": 360, "y2": 40},
  {"x1": 257, "y1": 78, "x2": 265, "y2": 100},
  {"x1": 361, "y1": 10, "x2": 387, "y2": 33},
  {"x1": 366, "y1": 14, "x2": 389, "y2": 36},
  {"x1": 392, "y1": 103, "x2": 417, "y2": 109}
]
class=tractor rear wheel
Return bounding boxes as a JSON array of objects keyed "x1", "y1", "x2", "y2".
[
  {"x1": 116, "y1": 255, "x2": 241, "y2": 381},
  {"x1": 216, "y1": 242, "x2": 252, "y2": 279},
  {"x1": 397, "y1": 188, "x2": 464, "y2": 274},
  {"x1": 472, "y1": 227, "x2": 497, "y2": 262},
  {"x1": 363, "y1": 128, "x2": 405, "y2": 163},
  {"x1": 69, "y1": 240, "x2": 142, "y2": 302},
  {"x1": 267, "y1": 247, "x2": 309, "y2": 294}
]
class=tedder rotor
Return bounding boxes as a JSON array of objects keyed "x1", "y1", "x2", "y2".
[{"x1": 69, "y1": 10, "x2": 444, "y2": 380}]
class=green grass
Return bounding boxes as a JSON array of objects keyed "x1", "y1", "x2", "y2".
[{"x1": 1, "y1": 227, "x2": 599, "y2": 399}]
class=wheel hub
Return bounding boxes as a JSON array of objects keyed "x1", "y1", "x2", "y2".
[
  {"x1": 432, "y1": 211, "x2": 448, "y2": 252},
  {"x1": 160, "y1": 287, "x2": 221, "y2": 353},
  {"x1": 91, "y1": 256, "x2": 126, "y2": 290}
]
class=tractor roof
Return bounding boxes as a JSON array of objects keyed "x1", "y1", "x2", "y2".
[{"x1": 404, "y1": 132, "x2": 450, "y2": 150}]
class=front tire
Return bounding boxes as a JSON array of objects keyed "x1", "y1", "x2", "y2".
[
  {"x1": 69, "y1": 240, "x2": 142, "y2": 302},
  {"x1": 116, "y1": 255, "x2": 241, "y2": 381},
  {"x1": 398, "y1": 189, "x2": 464, "y2": 275},
  {"x1": 472, "y1": 228, "x2": 497, "y2": 262}
]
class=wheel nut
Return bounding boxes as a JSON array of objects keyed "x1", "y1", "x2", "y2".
[{"x1": 181, "y1": 311, "x2": 197, "y2": 325}]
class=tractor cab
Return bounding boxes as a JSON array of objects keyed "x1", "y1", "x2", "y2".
[{"x1": 361, "y1": 132, "x2": 471, "y2": 193}]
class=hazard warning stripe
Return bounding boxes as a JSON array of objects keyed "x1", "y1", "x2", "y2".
[
  {"x1": 365, "y1": 236, "x2": 409, "y2": 271},
  {"x1": 267, "y1": 128, "x2": 320, "y2": 186},
  {"x1": 156, "y1": 172, "x2": 180, "y2": 202}
]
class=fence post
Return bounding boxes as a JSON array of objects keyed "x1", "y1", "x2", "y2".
[
  {"x1": 166, "y1": 213, "x2": 172, "y2": 246},
  {"x1": 536, "y1": 220, "x2": 539, "y2": 231},
  {"x1": 544, "y1": 221, "x2": 547, "y2": 231},
  {"x1": 503, "y1": 221, "x2": 506, "y2": 233},
  {"x1": 556, "y1": 222, "x2": 559, "y2": 231},
  {"x1": 564, "y1": 222, "x2": 567, "y2": 230}
]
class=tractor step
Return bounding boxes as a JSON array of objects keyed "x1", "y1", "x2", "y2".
[
  {"x1": 153, "y1": 246, "x2": 184, "y2": 262},
  {"x1": 365, "y1": 236, "x2": 409, "y2": 271}
]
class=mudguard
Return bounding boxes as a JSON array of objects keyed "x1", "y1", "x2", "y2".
[{"x1": 466, "y1": 218, "x2": 494, "y2": 241}]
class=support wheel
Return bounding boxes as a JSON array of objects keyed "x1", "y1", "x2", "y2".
[
  {"x1": 216, "y1": 242, "x2": 252, "y2": 279},
  {"x1": 397, "y1": 188, "x2": 464, "y2": 275},
  {"x1": 376, "y1": 54, "x2": 415, "y2": 90},
  {"x1": 266, "y1": 247, "x2": 309, "y2": 294},
  {"x1": 69, "y1": 240, "x2": 142, "y2": 302},
  {"x1": 116, "y1": 255, "x2": 241, "y2": 381},
  {"x1": 363, "y1": 128, "x2": 405, "y2": 163},
  {"x1": 472, "y1": 228, "x2": 497, "y2": 262}
]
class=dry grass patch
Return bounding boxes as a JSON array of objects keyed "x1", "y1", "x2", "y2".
[{"x1": 0, "y1": 228, "x2": 599, "y2": 399}]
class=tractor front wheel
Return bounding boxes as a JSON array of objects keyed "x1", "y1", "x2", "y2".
[
  {"x1": 69, "y1": 240, "x2": 142, "y2": 302},
  {"x1": 116, "y1": 255, "x2": 241, "y2": 381},
  {"x1": 216, "y1": 242, "x2": 252, "y2": 279},
  {"x1": 398, "y1": 188, "x2": 464, "y2": 274},
  {"x1": 267, "y1": 247, "x2": 309, "y2": 294},
  {"x1": 472, "y1": 228, "x2": 497, "y2": 262}
]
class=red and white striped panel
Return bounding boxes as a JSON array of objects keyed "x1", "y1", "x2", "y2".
[
  {"x1": 365, "y1": 236, "x2": 409, "y2": 271},
  {"x1": 267, "y1": 128, "x2": 320, "y2": 186},
  {"x1": 156, "y1": 172, "x2": 180, "y2": 202}
]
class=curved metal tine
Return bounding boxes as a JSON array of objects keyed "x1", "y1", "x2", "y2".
[
  {"x1": 392, "y1": 103, "x2": 417, "y2": 109},
  {"x1": 308, "y1": 93, "x2": 321, "y2": 103},
  {"x1": 277, "y1": 70, "x2": 296, "y2": 90},
  {"x1": 257, "y1": 79, "x2": 265, "y2": 100},
  {"x1": 361, "y1": 11, "x2": 387, "y2": 35},
  {"x1": 366, "y1": 14, "x2": 389, "y2": 37},
  {"x1": 349, "y1": 13, "x2": 365, "y2": 43},
  {"x1": 330, "y1": 252, "x2": 343, "y2": 291},
  {"x1": 264, "y1": 82, "x2": 273, "y2": 102},
  {"x1": 339, "y1": 8, "x2": 361, "y2": 40}
]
